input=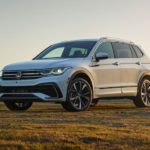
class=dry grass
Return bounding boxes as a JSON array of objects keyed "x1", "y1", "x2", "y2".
[{"x1": 0, "y1": 101, "x2": 150, "y2": 150}]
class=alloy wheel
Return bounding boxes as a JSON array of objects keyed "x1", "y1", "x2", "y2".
[
  {"x1": 141, "y1": 79, "x2": 150, "y2": 106},
  {"x1": 4, "y1": 101, "x2": 33, "y2": 111},
  {"x1": 68, "y1": 79, "x2": 92, "y2": 110}
]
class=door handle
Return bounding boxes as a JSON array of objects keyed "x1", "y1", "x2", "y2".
[
  {"x1": 112, "y1": 62, "x2": 119, "y2": 66},
  {"x1": 135, "y1": 62, "x2": 141, "y2": 65}
]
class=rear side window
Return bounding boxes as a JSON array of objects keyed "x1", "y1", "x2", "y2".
[
  {"x1": 132, "y1": 45, "x2": 143, "y2": 58},
  {"x1": 112, "y1": 43, "x2": 133, "y2": 58},
  {"x1": 96, "y1": 42, "x2": 115, "y2": 58}
]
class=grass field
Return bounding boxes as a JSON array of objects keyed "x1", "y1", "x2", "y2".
[{"x1": 0, "y1": 101, "x2": 150, "y2": 150}]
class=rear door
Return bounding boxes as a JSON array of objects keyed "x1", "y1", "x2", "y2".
[{"x1": 112, "y1": 42, "x2": 143, "y2": 96}]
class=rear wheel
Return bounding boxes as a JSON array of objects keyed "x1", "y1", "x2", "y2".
[
  {"x1": 133, "y1": 78, "x2": 150, "y2": 107},
  {"x1": 62, "y1": 78, "x2": 92, "y2": 112},
  {"x1": 4, "y1": 101, "x2": 33, "y2": 111}
]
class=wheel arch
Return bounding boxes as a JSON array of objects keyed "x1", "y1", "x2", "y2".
[
  {"x1": 134, "y1": 72, "x2": 150, "y2": 107},
  {"x1": 138, "y1": 72, "x2": 150, "y2": 88},
  {"x1": 69, "y1": 70, "x2": 94, "y2": 94}
]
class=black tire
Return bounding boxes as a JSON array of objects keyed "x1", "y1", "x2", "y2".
[
  {"x1": 4, "y1": 101, "x2": 33, "y2": 111},
  {"x1": 133, "y1": 77, "x2": 150, "y2": 107},
  {"x1": 91, "y1": 99, "x2": 99, "y2": 107},
  {"x1": 62, "y1": 78, "x2": 92, "y2": 112}
]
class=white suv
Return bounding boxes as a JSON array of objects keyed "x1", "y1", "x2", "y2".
[{"x1": 0, "y1": 37, "x2": 150, "y2": 111}]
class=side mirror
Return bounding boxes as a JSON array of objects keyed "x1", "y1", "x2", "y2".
[{"x1": 95, "y1": 52, "x2": 109, "y2": 61}]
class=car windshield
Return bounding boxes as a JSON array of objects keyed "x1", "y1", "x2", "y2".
[{"x1": 34, "y1": 41, "x2": 97, "y2": 59}]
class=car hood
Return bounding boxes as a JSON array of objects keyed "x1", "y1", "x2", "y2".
[{"x1": 3, "y1": 58, "x2": 85, "y2": 71}]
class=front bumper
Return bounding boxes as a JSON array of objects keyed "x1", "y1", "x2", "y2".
[
  {"x1": 0, "y1": 70, "x2": 72, "y2": 102},
  {"x1": 0, "y1": 83, "x2": 63, "y2": 102}
]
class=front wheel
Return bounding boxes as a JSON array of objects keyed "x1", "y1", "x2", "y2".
[
  {"x1": 62, "y1": 78, "x2": 92, "y2": 112},
  {"x1": 91, "y1": 99, "x2": 99, "y2": 107},
  {"x1": 133, "y1": 78, "x2": 150, "y2": 107},
  {"x1": 4, "y1": 101, "x2": 33, "y2": 111}
]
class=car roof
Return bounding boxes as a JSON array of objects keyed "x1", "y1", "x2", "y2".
[
  {"x1": 60, "y1": 37, "x2": 135, "y2": 45},
  {"x1": 59, "y1": 39, "x2": 99, "y2": 43},
  {"x1": 99, "y1": 37, "x2": 135, "y2": 45}
]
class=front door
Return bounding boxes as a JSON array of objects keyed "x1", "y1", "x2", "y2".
[{"x1": 91, "y1": 42, "x2": 121, "y2": 97}]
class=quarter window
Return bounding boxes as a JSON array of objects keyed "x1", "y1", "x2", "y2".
[
  {"x1": 112, "y1": 43, "x2": 133, "y2": 58},
  {"x1": 132, "y1": 45, "x2": 143, "y2": 58},
  {"x1": 96, "y1": 42, "x2": 114, "y2": 58}
]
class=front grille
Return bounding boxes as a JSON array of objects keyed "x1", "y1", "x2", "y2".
[
  {"x1": 0, "y1": 84, "x2": 62, "y2": 98},
  {"x1": 2, "y1": 70, "x2": 42, "y2": 80}
]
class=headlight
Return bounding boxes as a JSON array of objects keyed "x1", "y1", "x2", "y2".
[
  {"x1": 41, "y1": 67, "x2": 70, "y2": 76},
  {"x1": 50, "y1": 68, "x2": 67, "y2": 75}
]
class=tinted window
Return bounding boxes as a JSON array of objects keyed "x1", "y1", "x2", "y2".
[
  {"x1": 35, "y1": 41, "x2": 97, "y2": 59},
  {"x1": 112, "y1": 43, "x2": 133, "y2": 58},
  {"x1": 69, "y1": 48, "x2": 88, "y2": 57},
  {"x1": 96, "y1": 42, "x2": 114, "y2": 58},
  {"x1": 132, "y1": 45, "x2": 143, "y2": 58}
]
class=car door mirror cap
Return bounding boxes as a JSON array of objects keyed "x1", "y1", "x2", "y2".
[{"x1": 95, "y1": 52, "x2": 109, "y2": 61}]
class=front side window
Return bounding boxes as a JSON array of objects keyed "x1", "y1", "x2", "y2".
[
  {"x1": 112, "y1": 43, "x2": 133, "y2": 58},
  {"x1": 96, "y1": 42, "x2": 115, "y2": 58},
  {"x1": 35, "y1": 41, "x2": 97, "y2": 59}
]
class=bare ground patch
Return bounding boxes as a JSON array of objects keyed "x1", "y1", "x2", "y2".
[{"x1": 0, "y1": 101, "x2": 150, "y2": 150}]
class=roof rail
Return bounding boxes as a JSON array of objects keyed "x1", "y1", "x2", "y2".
[{"x1": 99, "y1": 37, "x2": 134, "y2": 44}]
